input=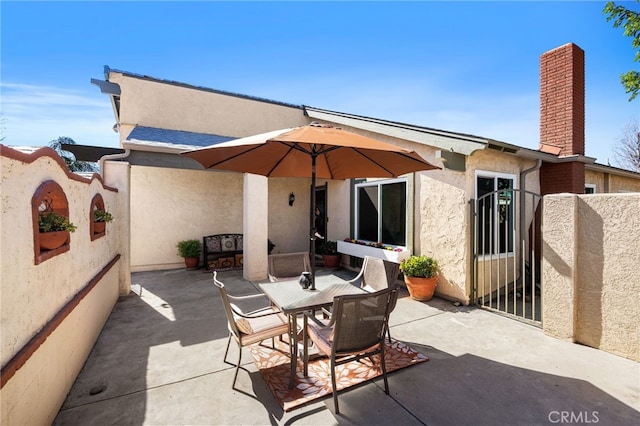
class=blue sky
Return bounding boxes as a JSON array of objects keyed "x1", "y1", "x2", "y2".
[{"x1": 2, "y1": 1, "x2": 638, "y2": 166}]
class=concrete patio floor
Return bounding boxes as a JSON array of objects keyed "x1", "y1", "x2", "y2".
[{"x1": 54, "y1": 268, "x2": 639, "y2": 425}]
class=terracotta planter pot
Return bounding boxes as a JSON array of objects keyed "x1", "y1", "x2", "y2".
[
  {"x1": 404, "y1": 276, "x2": 438, "y2": 301},
  {"x1": 184, "y1": 257, "x2": 199, "y2": 270},
  {"x1": 94, "y1": 222, "x2": 106, "y2": 234},
  {"x1": 322, "y1": 254, "x2": 341, "y2": 268},
  {"x1": 39, "y1": 231, "x2": 69, "y2": 250}
]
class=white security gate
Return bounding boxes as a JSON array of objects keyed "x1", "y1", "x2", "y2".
[{"x1": 470, "y1": 188, "x2": 542, "y2": 325}]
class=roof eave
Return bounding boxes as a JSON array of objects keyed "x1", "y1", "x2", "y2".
[
  {"x1": 585, "y1": 162, "x2": 640, "y2": 179},
  {"x1": 304, "y1": 106, "x2": 489, "y2": 156},
  {"x1": 122, "y1": 140, "x2": 198, "y2": 155}
]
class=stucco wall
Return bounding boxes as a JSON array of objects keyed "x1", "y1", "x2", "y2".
[
  {"x1": 267, "y1": 177, "x2": 314, "y2": 254},
  {"x1": 323, "y1": 179, "x2": 352, "y2": 243},
  {"x1": 267, "y1": 177, "x2": 351, "y2": 253},
  {"x1": 130, "y1": 165, "x2": 243, "y2": 271},
  {"x1": 1, "y1": 266, "x2": 119, "y2": 425},
  {"x1": 0, "y1": 146, "x2": 124, "y2": 424},
  {"x1": 416, "y1": 168, "x2": 468, "y2": 302},
  {"x1": 584, "y1": 169, "x2": 604, "y2": 192},
  {"x1": 414, "y1": 149, "x2": 539, "y2": 304},
  {"x1": 543, "y1": 193, "x2": 640, "y2": 361},
  {"x1": 110, "y1": 72, "x2": 309, "y2": 137},
  {"x1": 609, "y1": 173, "x2": 640, "y2": 193},
  {"x1": 585, "y1": 168, "x2": 640, "y2": 194},
  {"x1": 129, "y1": 165, "x2": 351, "y2": 274}
]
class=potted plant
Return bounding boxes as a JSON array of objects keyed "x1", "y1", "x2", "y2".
[
  {"x1": 93, "y1": 208, "x2": 114, "y2": 234},
  {"x1": 320, "y1": 240, "x2": 341, "y2": 268},
  {"x1": 399, "y1": 255, "x2": 438, "y2": 301},
  {"x1": 177, "y1": 239, "x2": 202, "y2": 270},
  {"x1": 38, "y1": 211, "x2": 77, "y2": 250}
]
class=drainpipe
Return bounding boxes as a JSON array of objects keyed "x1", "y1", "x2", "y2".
[
  {"x1": 99, "y1": 149, "x2": 131, "y2": 183},
  {"x1": 519, "y1": 159, "x2": 542, "y2": 259}
]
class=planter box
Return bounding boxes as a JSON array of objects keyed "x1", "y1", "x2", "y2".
[{"x1": 337, "y1": 240, "x2": 410, "y2": 264}]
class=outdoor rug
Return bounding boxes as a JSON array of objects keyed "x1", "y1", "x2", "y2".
[{"x1": 249, "y1": 338, "x2": 429, "y2": 412}]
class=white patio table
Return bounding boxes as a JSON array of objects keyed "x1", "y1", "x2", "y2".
[{"x1": 258, "y1": 276, "x2": 366, "y2": 389}]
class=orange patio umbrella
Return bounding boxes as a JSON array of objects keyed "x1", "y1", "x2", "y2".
[{"x1": 182, "y1": 122, "x2": 439, "y2": 283}]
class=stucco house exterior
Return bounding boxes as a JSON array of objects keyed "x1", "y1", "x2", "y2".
[
  {"x1": 3, "y1": 42, "x2": 639, "y2": 424},
  {"x1": 89, "y1": 43, "x2": 640, "y2": 309}
]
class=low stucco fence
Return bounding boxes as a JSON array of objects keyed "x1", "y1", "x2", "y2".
[
  {"x1": 0, "y1": 146, "x2": 129, "y2": 425},
  {"x1": 542, "y1": 192, "x2": 639, "y2": 362}
]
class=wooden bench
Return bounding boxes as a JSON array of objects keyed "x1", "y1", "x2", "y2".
[{"x1": 203, "y1": 234, "x2": 243, "y2": 271}]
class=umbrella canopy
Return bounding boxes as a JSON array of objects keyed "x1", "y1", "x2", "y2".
[
  {"x1": 182, "y1": 124, "x2": 437, "y2": 179},
  {"x1": 182, "y1": 122, "x2": 439, "y2": 283}
]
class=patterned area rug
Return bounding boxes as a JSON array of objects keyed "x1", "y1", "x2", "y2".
[{"x1": 249, "y1": 338, "x2": 429, "y2": 412}]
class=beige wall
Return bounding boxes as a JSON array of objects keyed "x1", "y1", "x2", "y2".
[
  {"x1": 129, "y1": 165, "x2": 352, "y2": 276},
  {"x1": 323, "y1": 179, "x2": 352, "y2": 243},
  {"x1": 0, "y1": 146, "x2": 124, "y2": 424},
  {"x1": 416, "y1": 168, "x2": 468, "y2": 302},
  {"x1": 609, "y1": 173, "x2": 640, "y2": 192},
  {"x1": 1, "y1": 267, "x2": 119, "y2": 425},
  {"x1": 585, "y1": 169, "x2": 640, "y2": 194},
  {"x1": 110, "y1": 72, "x2": 310, "y2": 138},
  {"x1": 267, "y1": 177, "x2": 313, "y2": 254},
  {"x1": 584, "y1": 169, "x2": 604, "y2": 192},
  {"x1": 130, "y1": 165, "x2": 243, "y2": 271},
  {"x1": 267, "y1": 177, "x2": 351, "y2": 254},
  {"x1": 413, "y1": 149, "x2": 539, "y2": 304},
  {"x1": 543, "y1": 193, "x2": 640, "y2": 361}
]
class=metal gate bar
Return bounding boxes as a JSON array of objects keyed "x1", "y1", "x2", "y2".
[{"x1": 471, "y1": 188, "x2": 542, "y2": 325}]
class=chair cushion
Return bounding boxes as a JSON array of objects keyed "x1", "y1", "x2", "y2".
[
  {"x1": 232, "y1": 305, "x2": 287, "y2": 335},
  {"x1": 236, "y1": 235, "x2": 243, "y2": 250},
  {"x1": 307, "y1": 320, "x2": 334, "y2": 356}
]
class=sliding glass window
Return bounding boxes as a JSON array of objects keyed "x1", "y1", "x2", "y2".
[{"x1": 355, "y1": 178, "x2": 407, "y2": 246}]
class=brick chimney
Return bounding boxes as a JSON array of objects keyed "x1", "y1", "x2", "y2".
[{"x1": 539, "y1": 43, "x2": 585, "y2": 194}]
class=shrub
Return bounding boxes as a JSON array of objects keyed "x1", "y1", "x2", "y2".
[
  {"x1": 399, "y1": 255, "x2": 438, "y2": 278},
  {"x1": 177, "y1": 239, "x2": 202, "y2": 258},
  {"x1": 320, "y1": 240, "x2": 338, "y2": 255}
]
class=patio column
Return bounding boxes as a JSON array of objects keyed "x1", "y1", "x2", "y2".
[
  {"x1": 104, "y1": 160, "x2": 132, "y2": 295},
  {"x1": 243, "y1": 173, "x2": 269, "y2": 281},
  {"x1": 542, "y1": 194, "x2": 578, "y2": 341}
]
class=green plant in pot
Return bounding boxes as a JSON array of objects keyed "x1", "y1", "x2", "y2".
[
  {"x1": 93, "y1": 208, "x2": 113, "y2": 234},
  {"x1": 177, "y1": 239, "x2": 202, "y2": 270},
  {"x1": 38, "y1": 211, "x2": 77, "y2": 250},
  {"x1": 399, "y1": 255, "x2": 438, "y2": 301},
  {"x1": 320, "y1": 240, "x2": 341, "y2": 268},
  {"x1": 94, "y1": 209, "x2": 114, "y2": 223},
  {"x1": 39, "y1": 211, "x2": 77, "y2": 233}
]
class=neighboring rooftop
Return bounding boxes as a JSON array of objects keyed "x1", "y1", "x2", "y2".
[{"x1": 126, "y1": 126, "x2": 235, "y2": 149}]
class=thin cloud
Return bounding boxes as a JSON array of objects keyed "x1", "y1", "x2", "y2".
[{"x1": 1, "y1": 82, "x2": 118, "y2": 147}]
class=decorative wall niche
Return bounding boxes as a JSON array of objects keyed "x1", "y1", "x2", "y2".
[
  {"x1": 32, "y1": 180, "x2": 72, "y2": 264},
  {"x1": 90, "y1": 194, "x2": 107, "y2": 241}
]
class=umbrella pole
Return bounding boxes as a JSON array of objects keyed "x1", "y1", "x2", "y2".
[{"x1": 310, "y1": 153, "x2": 317, "y2": 289}]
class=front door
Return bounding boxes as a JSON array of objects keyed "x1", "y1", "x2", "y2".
[{"x1": 313, "y1": 183, "x2": 328, "y2": 254}]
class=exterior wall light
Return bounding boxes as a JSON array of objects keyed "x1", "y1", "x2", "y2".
[{"x1": 289, "y1": 192, "x2": 295, "y2": 206}]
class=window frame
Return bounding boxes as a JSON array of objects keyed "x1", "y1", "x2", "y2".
[
  {"x1": 354, "y1": 177, "x2": 409, "y2": 247},
  {"x1": 474, "y1": 170, "x2": 518, "y2": 259}
]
